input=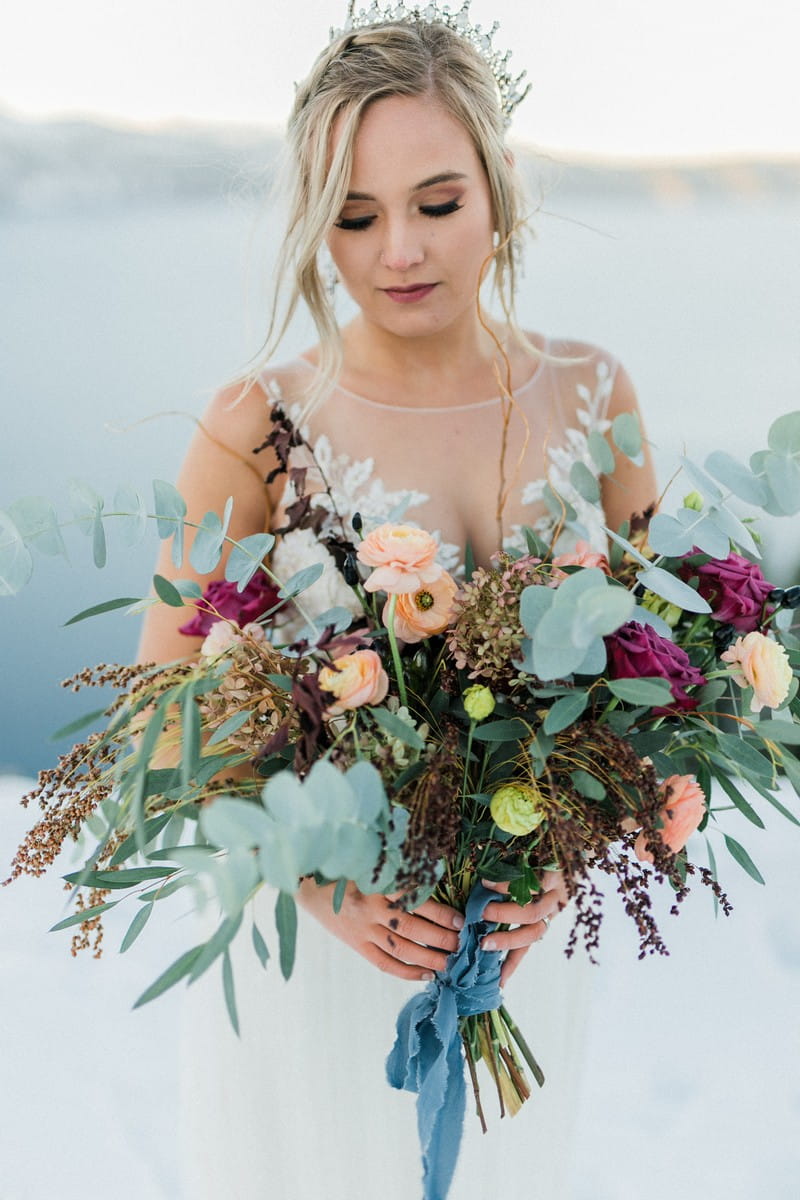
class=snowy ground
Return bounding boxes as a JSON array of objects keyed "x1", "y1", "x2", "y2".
[{"x1": 2, "y1": 774, "x2": 798, "y2": 1199}]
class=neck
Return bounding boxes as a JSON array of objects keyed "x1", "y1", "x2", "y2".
[{"x1": 341, "y1": 311, "x2": 511, "y2": 400}]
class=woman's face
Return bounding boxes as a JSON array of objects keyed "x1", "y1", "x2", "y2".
[{"x1": 326, "y1": 93, "x2": 496, "y2": 341}]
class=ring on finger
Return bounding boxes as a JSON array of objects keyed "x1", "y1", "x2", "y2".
[{"x1": 541, "y1": 914, "x2": 551, "y2": 932}]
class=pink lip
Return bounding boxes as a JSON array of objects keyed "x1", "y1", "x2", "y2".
[{"x1": 382, "y1": 283, "x2": 438, "y2": 304}]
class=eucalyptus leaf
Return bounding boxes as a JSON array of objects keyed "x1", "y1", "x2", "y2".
[
  {"x1": 612, "y1": 412, "x2": 642, "y2": 460},
  {"x1": 133, "y1": 945, "x2": 205, "y2": 1008},
  {"x1": 153, "y1": 573, "x2": 185, "y2": 607},
  {"x1": 570, "y1": 769, "x2": 606, "y2": 800},
  {"x1": 723, "y1": 834, "x2": 765, "y2": 884},
  {"x1": 252, "y1": 922, "x2": 270, "y2": 969},
  {"x1": 705, "y1": 505, "x2": 759, "y2": 556},
  {"x1": 152, "y1": 480, "x2": 187, "y2": 567},
  {"x1": 8, "y1": 496, "x2": 67, "y2": 558},
  {"x1": 687, "y1": 514, "x2": 731, "y2": 560},
  {"x1": 332, "y1": 878, "x2": 348, "y2": 914},
  {"x1": 764, "y1": 452, "x2": 800, "y2": 515},
  {"x1": 222, "y1": 948, "x2": 240, "y2": 1036},
  {"x1": 569, "y1": 461, "x2": 601, "y2": 504},
  {"x1": 767, "y1": 410, "x2": 800, "y2": 455},
  {"x1": 91, "y1": 511, "x2": 107, "y2": 567},
  {"x1": 50, "y1": 706, "x2": 109, "y2": 740},
  {"x1": 181, "y1": 690, "x2": 201, "y2": 787},
  {"x1": 190, "y1": 509, "x2": 227, "y2": 574},
  {"x1": 113, "y1": 484, "x2": 148, "y2": 547},
  {"x1": 471, "y1": 717, "x2": 531, "y2": 742},
  {"x1": 647, "y1": 512, "x2": 695, "y2": 557},
  {"x1": 573, "y1": 581, "x2": 635, "y2": 638},
  {"x1": 275, "y1": 891, "x2": 298, "y2": 981},
  {"x1": 714, "y1": 772, "x2": 765, "y2": 828},
  {"x1": 62, "y1": 865, "x2": 178, "y2": 890},
  {"x1": 120, "y1": 903, "x2": 154, "y2": 953},
  {"x1": 519, "y1": 583, "x2": 554, "y2": 635},
  {"x1": 207, "y1": 709, "x2": 255, "y2": 746},
  {"x1": 704, "y1": 450, "x2": 768, "y2": 506},
  {"x1": 587, "y1": 430, "x2": 615, "y2": 475},
  {"x1": 368, "y1": 706, "x2": 425, "y2": 750},
  {"x1": 174, "y1": 579, "x2": 203, "y2": 600},
  {"x1": 64, "y1": 595, "x2": 141, "y2": 626},
  {"x1": 188, "y1": 913, "x2": 244, "y2": 983},
  {"x1": 607, "y1": 677, "x2": 674, "y2": 706},
  {"x1": 0, "y1": 510, "x2": 34, "y2": 595},
  {"x1": 636, "y1": 566, "x2": 711, "y2": 614},
  {"x1": 201, "y1": 797, "x2": 274, "y2": 850},
  {"x1": 603, "y1": 525, "x2": 652, "y2": 570},
  {"x1": 543, "y1": 691, "x2": 589, "y2": 735},
  {"x1": 50, "y1": 900, "x2": 119, "y2": 931},
  {"x1": 68, "y1": 479, "x2": 103, "y2": 534},
  {"x1": 679, "y1": 456, "x2": 723, "y2": 504},
  {"x1": 278, "y1": 562, "x2": 325, "y2": 599},
  {"x1": 542, "y1": 482, "x2": 577, "y2": 523},
  {"x1": 225, "y1": 533, "x2": 276, "y2": 590}
]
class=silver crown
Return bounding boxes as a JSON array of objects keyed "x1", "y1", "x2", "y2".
[{"x1": 329, "y1": 1, "x2": 530, "y2": 126}]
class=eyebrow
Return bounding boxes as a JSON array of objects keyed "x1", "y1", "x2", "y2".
[{"x1": 344, "y1": 172, "x2": 468, "y2": 202}]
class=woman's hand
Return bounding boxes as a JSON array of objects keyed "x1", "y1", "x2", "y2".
[
  {"x1": 297, "y1": 877, "x2": 464, "y2": 982},
  {"x1": 480, "y1": 871, "x2": 568, "y2": 987}
]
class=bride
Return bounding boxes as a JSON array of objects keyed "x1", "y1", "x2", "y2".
[{"x1": 138, "y1": 5, "x2": 657, "y2": 1196}]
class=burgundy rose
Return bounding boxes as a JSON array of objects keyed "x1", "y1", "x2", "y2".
[
  {"x1": 680, "y1": 551, "x2": 774, "y2": 633},
  {"x1": 179, "y1": 573, "x2": 282, "y2": 637},
  {"x1": 605, "y1": 621, "x2": 707, "y2": 712}
]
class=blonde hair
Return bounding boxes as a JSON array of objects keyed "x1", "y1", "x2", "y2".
[{"x1": 256, "y1": 20, "x2": 529, "y2": 412}]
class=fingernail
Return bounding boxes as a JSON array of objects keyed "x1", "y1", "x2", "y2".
[
  {"x1": 422, "y1": 971, "x2": 434, "y2": 982},
  {"x1": 483, "y1": 938, "x2": 497, "y2": 951},
  {"x1": 452, "y1": 914, "x2": 465, "y2": 929}
]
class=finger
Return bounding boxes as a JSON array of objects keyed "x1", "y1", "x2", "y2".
[
  {"x1": 386, "y1": 908, "x2": 460, "y2": 954},
  {"x1": 378, "y1": 928, "x2": 451, "y2": 973},
  {"x1": 364, "y1": 943, "x2": 438, "y2": 982},
  {"x1": 480, "y1": 879, "x2": 509, "y2": 894},
  {"x1": 481, "y1": 920, "x2": 549, "y2": 953},
  {"x1": 481, "y1": 891, "x2": 563, "y2": 925},
  {"x1": 410, "y1": 897, "x2": 465, "y2": 931},
  {"x1": 499, "y1": 946, "x2": 529, "y2": 987}
]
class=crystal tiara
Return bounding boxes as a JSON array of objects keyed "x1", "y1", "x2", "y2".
[{"x1": 329, "y1": 1, "x2": 531, "y2": 125}]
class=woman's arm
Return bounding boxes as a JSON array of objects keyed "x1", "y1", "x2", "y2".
[{"x1": 137, "y1": 379, "x2": 276, "y2": 665}]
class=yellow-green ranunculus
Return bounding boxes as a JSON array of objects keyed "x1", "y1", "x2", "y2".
[
  {"x1": 463, "y1": 684, "x2": 496, "y2": 722},
  {"x1": 490, "y1": 783, "x2": 545, "y2": 836}
]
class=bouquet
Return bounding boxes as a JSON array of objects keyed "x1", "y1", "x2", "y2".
[{"x1": 3, "y1": 402, "x2": 800, "y2": 1200}]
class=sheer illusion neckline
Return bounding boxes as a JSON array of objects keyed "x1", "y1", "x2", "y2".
[{"x1": 291, "y1": 344, "x2": 548, "y2": 414}]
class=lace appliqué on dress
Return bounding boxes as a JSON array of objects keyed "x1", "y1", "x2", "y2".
[
  {"x1": 508, "y1": 358, "x2": 615, "y2": 556},
  {"x1": 267, "y1": 395, "x2": 461, "y2": 628}
]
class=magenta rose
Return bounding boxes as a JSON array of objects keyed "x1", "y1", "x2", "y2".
[
  {"x1": 179, "y1": 573, "x2": 282, "y2": 637},
  {"x1": 605, "y1": 621, "x2": 707, "y2": 712},
  {"x1": 680, "y1": 551, "x2": 774, "y2": 633}
]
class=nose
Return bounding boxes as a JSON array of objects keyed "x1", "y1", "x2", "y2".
[{"x1": 379, "y1": 217, "x2": 425, "y2": 273}]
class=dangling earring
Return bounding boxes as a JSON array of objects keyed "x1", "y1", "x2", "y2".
[{"x1": 318, "y1": 245, "x2": 339, "y2": 300}]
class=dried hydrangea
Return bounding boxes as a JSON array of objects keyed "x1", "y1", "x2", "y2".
[
  {"x1": 199, "y1": 628, "x2": 299, "y2": 754},
  {"x1": 447, "y1": 553, "x2": 546, "y2": 683}
]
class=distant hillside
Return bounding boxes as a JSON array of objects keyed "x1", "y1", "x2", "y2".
[{"x1": 1, "y1": 113, "x2": 798, "y2": 216}]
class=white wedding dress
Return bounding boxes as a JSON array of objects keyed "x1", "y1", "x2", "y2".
[{"x1": 179, "y1": 341, "x2": 619, "y2": 1200}]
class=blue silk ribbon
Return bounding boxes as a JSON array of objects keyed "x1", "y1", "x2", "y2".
[{"x1": 385, "y1": 883, "x2": 503, "y2": 1200}]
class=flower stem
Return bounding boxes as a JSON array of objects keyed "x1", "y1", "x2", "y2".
[{"x1": 385, "y1": 593, "x2": 408, "y2": 709}]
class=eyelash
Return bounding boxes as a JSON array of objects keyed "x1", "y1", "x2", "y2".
[{"x1": 335, "y1": 199, "x2": 464, "y2": 232}]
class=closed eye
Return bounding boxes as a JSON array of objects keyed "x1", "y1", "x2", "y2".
[
  {"x1": 334, "y1": 199, "x2": 464, "y2": 232},
  {"x1": 420, "y1": 200, "x2": 463, "y2": 218}
]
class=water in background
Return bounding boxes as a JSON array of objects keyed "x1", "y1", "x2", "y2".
[{"x1": 2, "y1": 140, "x2": 799, "y2": 774}]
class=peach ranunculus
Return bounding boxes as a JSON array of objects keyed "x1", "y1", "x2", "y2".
[
  {"x1": 634, "y1": 774, "x2": 706, "y2": 863},
  {"x1": 200, "y1": 619, "x2": 266, "y2": 659},
  {"x1": 357, "y1": 523, "x2": 443, "y2": 595},
  {"x1": 383, "y1": 571, "x2": 459, "y2": 644},
  {"x1": 549, "y1": 540, "x2": 611, "y2": 585},
  {"x1": 318, "y1": 649, "x2": 389, "y2": 716},
  {"x1": 720, "y1": 631, "x2": 793, "y2": 713}
]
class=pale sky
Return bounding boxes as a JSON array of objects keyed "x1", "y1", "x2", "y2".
[{"x1": 2, "y1": 0, "x2": 799, "y2": 159}]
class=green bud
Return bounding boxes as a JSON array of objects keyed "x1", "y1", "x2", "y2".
[
  {"x1": 682, "y1": 491, "x2": 704, "y2": 512},
  {"x1": 463, "y1": 684, "x2": 496, "y2": 722},
  {"x1": 640, "y1": 589, "x2": 682, "y2": 628}
]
